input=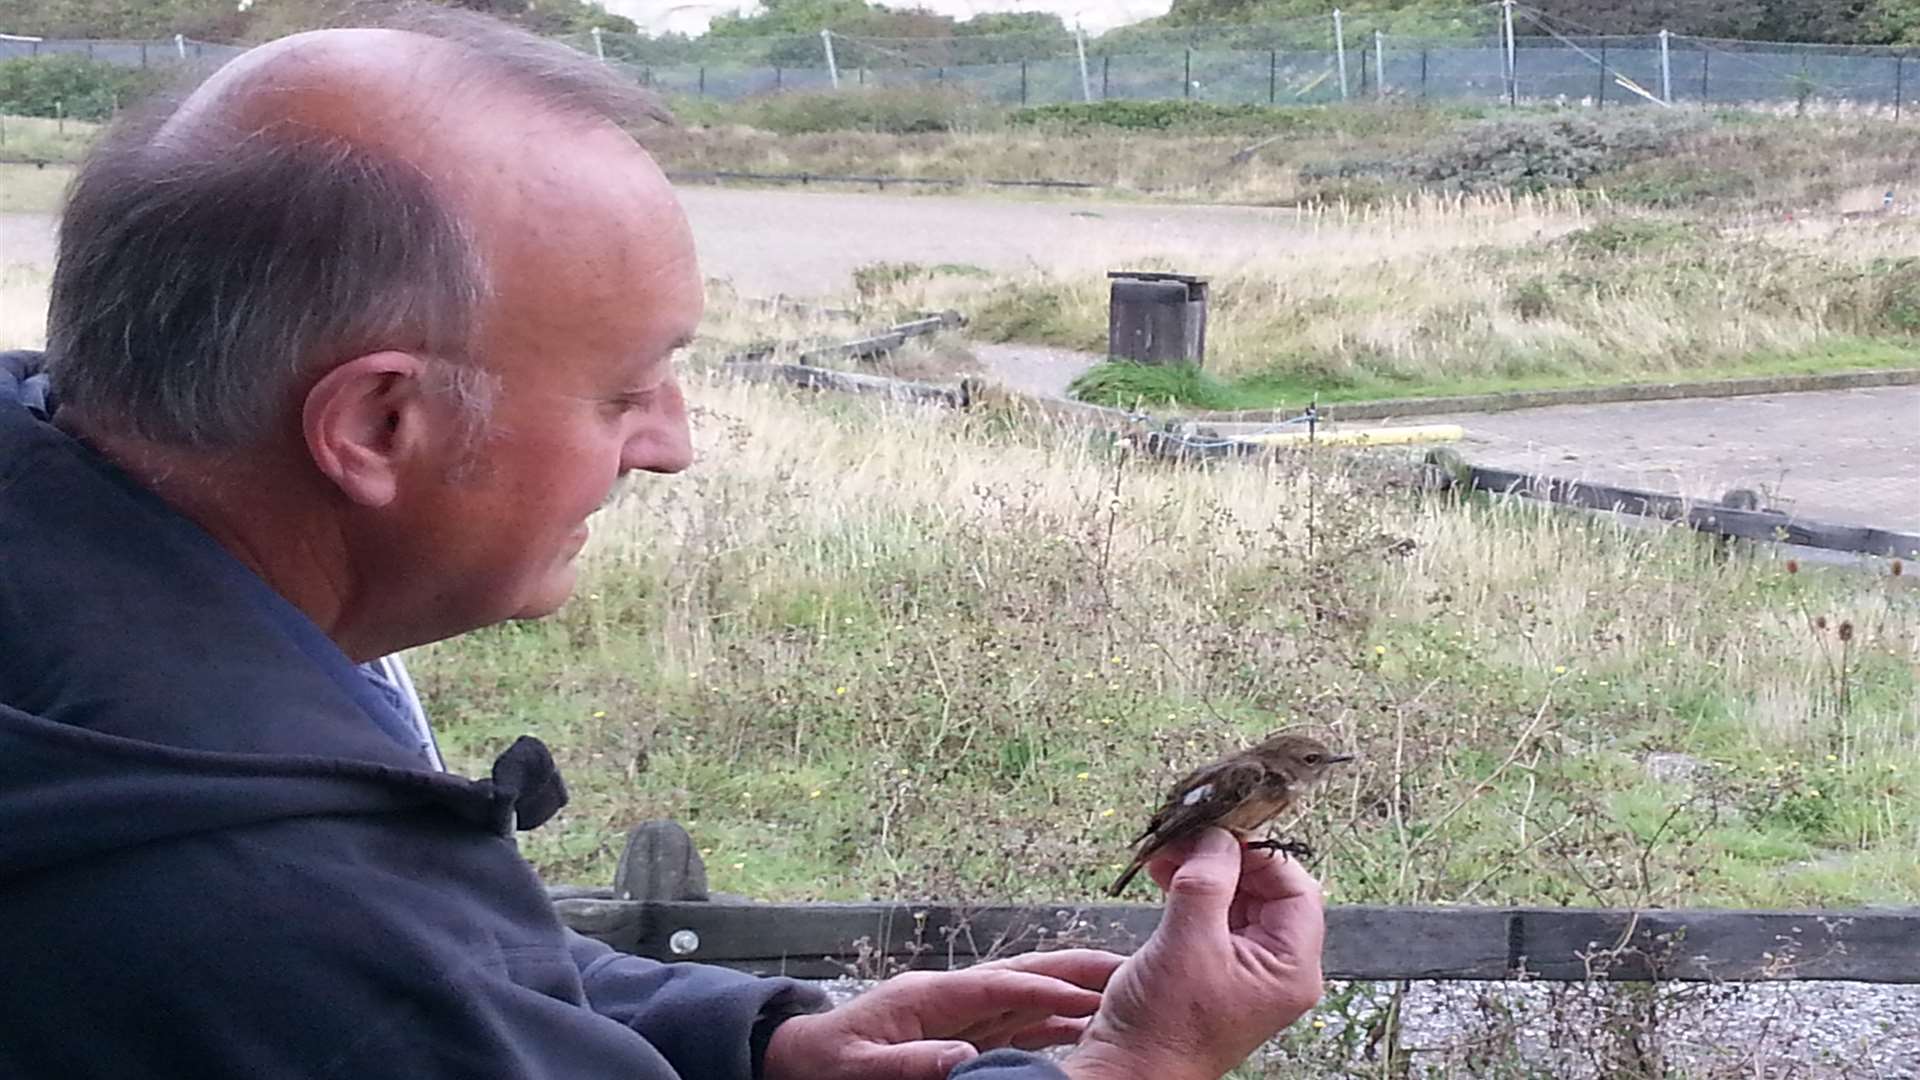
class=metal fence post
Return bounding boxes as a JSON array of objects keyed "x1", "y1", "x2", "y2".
[
  {"x1": 775, "y1": 65, "x2": 782, "y2": 90},
  {"x1": 1659, "y1": 28, "x2": 1672, "y2": 104},
  {"x1": 1358, "y1": 45, "x2": 1369, "y2": 96},
  {"x1": 698, "y1": 66, "x2": 706, "y2": 96},
  {"x1": 1375, "y1": 29, "x2": 1385, "y2": 99},
  {"x1": 1597, "y1": 42, "x2": 1607, "y2": 108},
  {"x1": 1701, "y1": 48, "x2": 1710, "y2": 103},
  {"x1": 1102, "y1": 55, "x2": 1110, "y2": 99},
  {"x1": 1075, "y1": 26, "x2": 1092, "y2": 103},
  {"x1": 1333, "y1": 9, "x2": 1349, "y2": 100},
  {"x1": 1421, "y1": 47, "x2": 1429, "y2": 101},
  {"x1": 1020, "y1": 59, "x2": 1028, "y2": 105},
  {"x1": 1269, "y1": 49, "x2": 1277, "y2": 104},
  {"x1": 1502, "y1": 0, "x2": 1516, "y2": 106},
  {"x1": 1183, "y1": 48, "x2": 1191, "y2": 98}
]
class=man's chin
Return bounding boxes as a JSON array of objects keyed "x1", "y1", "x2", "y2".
[{"x1": 506, "y1": 570, "x2": 579, "y2": 622}]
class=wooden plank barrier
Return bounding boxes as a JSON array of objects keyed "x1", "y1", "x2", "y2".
[
  {"x1": 1427, "y1": 451, "x2": 1920, "y2": 560},
  {"x1": 555, "y1": 897, "x2": 1920, "y2": 984}
]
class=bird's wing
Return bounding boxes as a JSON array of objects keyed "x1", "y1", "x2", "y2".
[
  {"x1": 1137, "y1": 757, "x2": 1269, "y2": 848},
  {"x1": 1108, "y1": 755, "x2": 1267, "y2": 897}
]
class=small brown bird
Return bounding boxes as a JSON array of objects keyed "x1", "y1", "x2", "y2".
[{"x1": 1107, "y1": 732, "x2": 1353, "y2": 897}]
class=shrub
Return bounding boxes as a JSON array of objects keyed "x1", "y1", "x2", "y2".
[
  {"x1": 1417, "y1": 111, "x2": 1705, "y2": 193},
  {"x1": 1010, "y1": 99, "x2": 1472, "y2": 139},
  {"x1": 1506, "y1": 278, "x2": 1556, "y2": 320},
  {"x1": 732, "y1": 86, "x2": 996, "y2": 134},
  {"x1": 0, "y1": 56, "x2": 162, "y2": 122},
  {"x1": 1068, "y1": 361, "x2": 1238, "y2": 409},
  {"x1": 1561, "y1": 218, "x2": 1703, "y2": 256},
  {"x1": 1844, "y1": 257, "x2": 1920, "y2": 336},
  {"x1": 1012, "y1": 100, "x2": 1315, "y2": 135}
]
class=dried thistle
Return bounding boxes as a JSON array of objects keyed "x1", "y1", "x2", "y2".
[
  {"x1": 1839, "y1": 621, "x2": 1854, "y2": 643},
  {"x1": 1813, "y1": 615, "x2": 1828, "y2": 631},
  {"x1": 1785, "y1": 559, "x2": 1800, "y2": 575},
  {"x1": 1893, "y1": 559, "x2": 1905, "y2": 578}
]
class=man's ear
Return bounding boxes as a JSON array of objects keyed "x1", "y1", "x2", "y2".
[{"x1": 302, "y1": 352, "x2": 447, "y2": 508}]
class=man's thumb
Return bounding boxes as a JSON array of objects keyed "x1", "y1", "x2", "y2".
[
  {"x1": 860, "y1": 1039, "x2": 978, "y2": 1080},
  {"x1": 1156, "y1": 827, "x2": 1240, "y2": 940}
]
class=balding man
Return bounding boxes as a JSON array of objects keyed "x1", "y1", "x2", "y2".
[{"x1": 0, "y1": 8, "x2": 1324, "y2": 1080}]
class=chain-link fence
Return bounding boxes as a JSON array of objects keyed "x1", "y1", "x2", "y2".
[
  {"x1": 9, "y1": 8, "x2": 1920, "y2": 114},
  {"x1": 580, "y1": 31, "x2": 1920, "y2": 113},
  {"x1": 0, "y1": 36, "x2": 243, "y2": 68}
]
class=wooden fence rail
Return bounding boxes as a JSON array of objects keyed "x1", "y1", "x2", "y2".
[
  {"x1": 1426, "y1": 451, "x2": 1920, "y2": 560},
  {"x1": 555, "y1": 897, "x2": 1920, "y2": 985}
]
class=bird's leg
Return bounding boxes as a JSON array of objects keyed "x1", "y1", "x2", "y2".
[{"x1": 1246, "y1": 832, "x2": 1315, "y2": 861}]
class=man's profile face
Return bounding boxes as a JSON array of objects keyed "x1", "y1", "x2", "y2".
[{"x1": 390, "y1": 119, "x2": 700, "y2": 631}]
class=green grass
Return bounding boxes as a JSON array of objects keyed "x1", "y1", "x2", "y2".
[
  {"x1": 0, "y1": 160, "x2": 74, "y2": 213},
  {"x1": 1006, "y1": 99, "x2": 1485, "y2": 138},
  {"x1": 404, "y1": 373, "x2": 1919, "y2": 913},
  {"x1": 1068, "y1": 339, "x2": 1920, "y2": 412},
  {"x1": 0, "y1": 114, "x2": 97, "y2": 167}
]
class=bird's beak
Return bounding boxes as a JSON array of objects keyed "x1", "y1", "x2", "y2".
[{"x1": 1325, "y1": 753, "x2": 1356, "y2": 764}]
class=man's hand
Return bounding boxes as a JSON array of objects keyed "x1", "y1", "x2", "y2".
[
  {"x1": 762, "y1": 949, "x2": 1122, "y2": 1080},
  {"x1": 1065, "y1": 828, "x2": 1326, "y2": 1080}
]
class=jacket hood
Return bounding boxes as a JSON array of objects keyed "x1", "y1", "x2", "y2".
[
  {"x1": 0, "y1": 707, "x2": 563, "y2": 879},
  {"x1": 0, "y1": 350, "x2": 566, "y2": 881}
]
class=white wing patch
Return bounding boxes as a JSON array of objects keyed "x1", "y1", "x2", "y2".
[{"x1": 1181, "y1": 782, "x2": 1215, "y2": 807}]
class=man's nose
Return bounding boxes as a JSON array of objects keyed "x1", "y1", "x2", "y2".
[{"x1": 622, "y1": 381, "x2": 693, "y2": 475}]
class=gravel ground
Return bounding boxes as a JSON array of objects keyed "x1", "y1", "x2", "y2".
[{"x1": 820, "y1": 974, "x2": 1920, "y2": 1078}]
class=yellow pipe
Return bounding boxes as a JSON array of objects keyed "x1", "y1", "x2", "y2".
[{"x1": 1240, "y1": 424, "x2": 1465, "y2": 448}]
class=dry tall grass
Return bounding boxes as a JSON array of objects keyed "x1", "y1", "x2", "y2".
[
  {"x1": 401, "y1": 364, "x2": 1919, "y2": 916},
  {"x1": 1, "y1": 138, "x2": 1910, "y2": 919},
  {"x1": 849, "y1": 195, "x2": 1920, "y2": 393}
]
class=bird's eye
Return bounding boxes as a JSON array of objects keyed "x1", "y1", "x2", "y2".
[{"x1": 1304, "y1": 753, "x2": 1321, "y2": 765}]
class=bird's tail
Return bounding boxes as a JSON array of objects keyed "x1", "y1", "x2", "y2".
[{"x1": 1106, "y1": 857, "x2": 1146, "y2": 897}]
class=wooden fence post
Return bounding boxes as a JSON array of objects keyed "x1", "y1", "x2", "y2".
[{"x1": 612, "y1": 821, "x2": 710, "y2": 902}]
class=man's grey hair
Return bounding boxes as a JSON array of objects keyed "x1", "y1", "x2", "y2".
[{"x1": 45, "y1": 4, "x2": 672, "y2": 449}]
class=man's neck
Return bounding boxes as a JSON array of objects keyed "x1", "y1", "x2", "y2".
[{"x1": 61, "y1": 413, "x2": 371, "y2": 658}]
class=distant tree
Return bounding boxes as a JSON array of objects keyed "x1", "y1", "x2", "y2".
[
  {"x1": 955, "y1": 12, "x2": 1066, "y2": 36},
  {"x1": 947, "y1": 11, "x2": 1067, "y2": 62},
  {"x1": 1500, "y1": 0, "x2": 1886, "y2": 42},
  {"x1": 1871, "y1": 0, "x2": 1920, "y2": 42},
  {"x1": 1752, "y1": 0, "x2": 1878, "y2": 43},
  {"x1": 1517, "y1": 0, "x2": 1768, "y2": 37},
  {"x1": 704, "y1": 0, "x2": 877, "y2": 38}
]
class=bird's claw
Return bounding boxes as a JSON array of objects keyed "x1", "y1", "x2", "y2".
[{"x1": 1246, "y1": 836, "x2": 1315, "y2": 861}]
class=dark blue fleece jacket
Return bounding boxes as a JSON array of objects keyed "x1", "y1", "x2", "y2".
[{"x1": 0, "y1": 350, "x2": 1064, "y2": 1079}]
